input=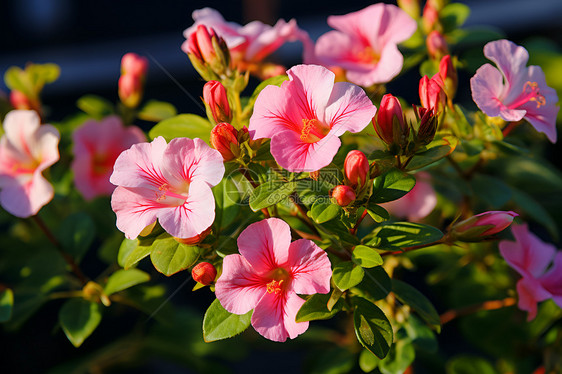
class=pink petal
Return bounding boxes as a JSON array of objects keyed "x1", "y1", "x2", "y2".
[
  {"x1": 323, "y1": 81, "x2": 377, "y2": 135},
  {"x1": 163, "y1": 138, "x2": 224, "y2": 187},
  {"x1": 539, "y1": 252, "x2": 562, "y2": 308},
  {"x1": 287, "y1": 239, "x2": 331, "y2": 295},
  {"x1": 215, "y1": 254, "x2": 266, "y2": 314},
  {"x1": 0, "y1": 171, "x2": 54, "y2": 218},
  {"x1": 110, "y1": 186, "x2": 164, "y2": 239},
  {"x1": 381, "y1": 174, "x2": 437, "y2": 221},
  {"x1": 243, "y1": 18, "x2": 301, "y2": 62},
  {"x1": 34, "y1": 125, "x2": 60, "y2": 171},
  {"x1": 270, "y1": 129, "x2": 341, "y2": 172},
  {"x1": 183, "y1": 8, "x2": 246, "y2": 48},
  {"x1": 237, "y1": 218, "x2": 292, "y2": 273},
  {"x1": 3, "y1": 110, "x2": 41, "y2": 158},
  {"x1": 251, "y1": 291, "x2": 308, "y2": 342},
  {"x1": 314, "y1": 31, "x2": 360, "y2": 70},
  {"x1": 470, "y1": 64, "x2": 514, "y2": 119},
  {"x1": 286, "y1": 64, "x2": 335, "y2": 120},
  {"x1": 158, "y1": 180, "x2": 216, "y2": 238},
  {"x1": 516, "y1": 277, "x2": 550, "y2": 321},
  {"x1": 484, "y1": 39, "x2": 529, "y2": 90},
  {"x1": 249, "y1": 84, "x2": 300, "y2": 140},
  {"x1": 110, "y1": 136, "x2": 168, "y2": 189}
]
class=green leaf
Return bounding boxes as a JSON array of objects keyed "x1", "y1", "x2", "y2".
[
  {"x1": 306, "y1": 347, "x2": 355, "y2": 374},
  {"x1": 296, "y1": 293, "x2": 343, "y2": 322},
  {"x1": 148, "y1": 114, "x2": 213, "y2": 143},
  {"x1": 249, "y1": 181, "x2": 297, "y2": 211},
  {"x1": 58, "y1": 212, "x2": 96, "y2": 261},
  {"x1": 406, "y1": 136, "x2": 458, "y2": 171},
  {"x1": 310, "y1": 199, "x2": 342, "y2": 224},
  {"x1": 333, "y1": 261, "x2": 365, "y2": 291},
  {"x1": 4, "y1": 66, "x2": 28, "y2": 94},
  {"x1": 352, "y1": 245, "x2": 383, "y2": 268},
  {"x1": 203, "y1": 298, "x2": 252, "y2": 342},
  {"x1": 138, "y1": 100, "x2": 177, "y2": 122},
  {"x1": 353, "y1": 297, "x2": 393, "y2": 359},
  {"x1": 392, "y1": 279, "x2": 441, "y2": 330},
  {"x1": 150, "y1": 237, "x2": 200, "y2": 276},
  {"x1": 76, "y1": 95, "x2": 114, "y2": 119},
  {"x1": 446, "y1": 356, "x2": 498, "y2": 374},
  {"x1": 441, "y1": 3, "x2": 471, "y2": 32},
  {"x1": 359, "y1": 348, "x2": 379, "y2": 372},
  {"x1": 104, "y1": 269, "x2": 150, "y2": 296},
  {"x1": 59, "y1": 299, "x2": 102, "y2": 347},
  {"x1": 118, "y1": 238, "x2": 153, "y2": 269},
  {"x1": 372, "y1": 169, "x2": 416, "y2": 204},
  {"x1": 372, "y1": 222, "x2": 443, "y2": 249},
  {"x1": 27, "y1": 63, "x2": 60, "y2": 86},
  {"x1": 213, "y1": 177, "x2": 241, "y2": 230},
  {"x1": 365, "y1": 203, "x2": 390, "y2": 223},
  {"x1": 0, "y1": 288, "x2": 14, "y2": 322},
  {"x1": 379, "y1": 339, "x2": 416, "y2": 374},
  {"x1": 470, "y1": 174, "x2": 512, "y2": 208},
  {"x1": 353, "y1": 266, "x2": 392, "y2": 302}
]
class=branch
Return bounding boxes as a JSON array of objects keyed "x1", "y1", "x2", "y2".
[{"x1": 440, "y1": 297, "x2": 517, "y2": 325}]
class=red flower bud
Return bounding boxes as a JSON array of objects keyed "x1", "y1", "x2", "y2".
[
  {"x1": 344, "y1": 150, "x2": 369, "y2": 189},
  {"x1": 203, "y1": 81, "x2": 232, "y2": 124},
  {"x1": 451, "y1": 211, "x2": 518, "y2": 241},
  {"x1": 438, "y1": 55, "x2": 457, "y2": 100},
  {"x1": 419, "y1": 75, "x2": 447, "y2": 114},
  {"x1": 331, "y1": 185, "x2": 356, "y2": 207},
  {"x1": 426, "y1": 31, "x2": 448, "y2": 60},
  {"x1": 192, "y1": 262, "x2": 217, "y2": 286},
  {"x1": 210, "y1": 123, "x2": 240, "y2": 161},
  {"x1": 118, "y1": 74, "x2": 142, "y2": 108},
  {"x1": 422, "y1": 3, "x2": 440, "y2": 34},
  {"x1": 121, "y1": 53, "x2": 148, "y2": 77},
  {"x1": 9, "y1": 90, "x2": 33, "y2": 110},
  {"x1": 375, "y1": 94, "x2": 408, "y2": 147},
  {"x1": 188, "y1": 25, "x2": 216, "y2": 63}
]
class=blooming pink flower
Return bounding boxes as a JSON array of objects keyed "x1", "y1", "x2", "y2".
[
  {"x1": 381, "y1": 172, "x2": 437, "y2": 221},
  {"x1": 249, "y1": 64, "x2": 377, "y2": 172},
  {"x1": 182, "y1": 8, "x2": 311, "y2": 69},
  {"x1": 110, "y1": 136, "x2": 225, "y2": 239},
  {"x1": 72, "y1": 116, "x2": 146, "y2": 200},
  {"x1": 215, "y1": 218, "x2": 332, "y2": 342},
  {"x1": 0, "y1": 110, "x2": 59, "y2": 217},
  {"x1": 499, "y1": 224, "x2": 562, "y2": 320},
  {"x1": 470, "y1": 39, "x2": 559, "y2": 142},
  {"x1": 312, "y1": 4, "x2": 417, "y2": 86}
]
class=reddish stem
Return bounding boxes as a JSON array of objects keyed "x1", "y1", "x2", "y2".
[
  {"x1": 440, "y1": 297, "x2": 517, "y2": 325},
  {"x1": 350, "y1": 209, "x2": 368, "y2": 235}
]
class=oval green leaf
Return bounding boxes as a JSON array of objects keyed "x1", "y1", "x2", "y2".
[
  {"x1": 59, "y1": 299, "x2": 102, "y2": 347},
  {"x1": 104, "y1": 269, "x2": 151, "y2": 296},
  {"x1": 353, "y1": 297, "x2": 393, "y2": 359},
  {"x1": 148, "y1": 114, "x2": 212, "y2": 143},
  {"x1": 352, "y1": 246, "x2": 384, "y2": 268},
  {"x1": 150, "y1": 237, "x2": 200, "y2": 276},
  {"x1": 296, "y1": 293, "x2": 343, "y2": 323},
  {"x1": 372, "y1": 169, "x2": 416, "y2": 203},
  {"x1": 332, "y1": 261, "x2": 365, "y2": 291},
  {"x1": 249, "y1": 181, "x2": 297, "y2": 211},
  {"x1": 203, "y1": 298, "x2": 252, "y2": 342},
  {"x1": 392, "y1": 279, "x2": 441, "y2": 331}
]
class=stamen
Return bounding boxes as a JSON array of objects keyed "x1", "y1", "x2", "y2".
[
  {"x1": 301, "y1": 119, "x2": 315, "y2": 141},
  {"x1": 523, "y1": 81, "x2": 546, "y2": 108},
  {"x1": 266, "y1": 279, "x2": 284, "y2": 295}
]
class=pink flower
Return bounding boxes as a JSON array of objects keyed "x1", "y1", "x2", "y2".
[
  {"x1": 249, "y1": 64, "x2": 377, "y2": 172},
  {"x1": 499, "y1": 224, "x2": 562, "y2": 320},
  {"x1": 470, "y1": 39, "x2": 559, "y2": 142},
  {"x1": 215, "y1": 218, "x2": 332, "y2": 342},
  {"x1": 312, "y1": 4, "x2": 417, "y2": 86},
  {"x1": 182, "y1": 8, "x2": 311, "y2": 68},
  {"x1": 0, "y1": 110, "x2": 59, "y2": 217},
  {"x1": 110, "y1": 136, "x2": 225, "y2": 239},
  {"x1": 381, "y1": 172, "x2": 437, "y2": 221},
  {"x1": 72, "y1": 116, "x2": 146, "y2": 200},
  {"x1": 453, "y1": 210, "x2": 518, "y2": 241}
]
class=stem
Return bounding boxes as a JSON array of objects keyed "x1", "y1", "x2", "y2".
[
  {"x1": 350, "y1": 209, "x2": 368, "y2": 236},
  {"x1": 395, "y1": 155, "x2": 402, "y2": 169},
  {"x1": 289, "y1": 192, "x2": 321, "y2": 237},
  {"x1": 233, "y1": 90, "x2": 243, "y2": 126},
  {"x1": 440, "y1": 297, "x2": 517, "y2": 325},
  {"x1": 401, "y1": 155, "x2": 415, "y2": 170},
  {"x1": 32, "y1": 215, "x2": 89, "y2": 285},
  {"x1": 381, "y1": 239, "x2": 444, "y2": 257},
  {"x1": 502, "y1": 121, "x2": 519, "y2": 137}
]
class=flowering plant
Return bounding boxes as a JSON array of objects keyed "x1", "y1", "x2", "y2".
[{"x1": 1, "y1": 1, "x2": 562, "y2": 373}]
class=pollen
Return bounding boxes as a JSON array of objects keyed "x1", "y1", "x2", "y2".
[
  {"x1": 523, "y1": 81, "x2": 546, "y2": 108},
  {"x1": 266, "y1": 279, "x2": 284, "y2": 294}
]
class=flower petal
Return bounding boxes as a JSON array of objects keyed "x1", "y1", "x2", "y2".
[
  {"x1": 286, "y1": 64, "x2": 335, "y2": 120},
  {"x1": 215, "y1": 254, "x2": 266, "y2": 315},
  {"x1": 288, "y1": 239, "x2": 331, "y2": 295},
  {"x1": 3, "y1": 110, "x2": 41, "y2": 158},
  {"x1": 249, "y1": 84, "x2": 300, "y2": 140},
  {"x1": 516, "y1": 277, "x2": 550, "y2": 321},
  {"x1": 484, "y1": 39, "x2": 529, "y2": 90},
  {"x1": 0, "y1": 171, "x2": 54, "y2": 218},
  {"x1": 470, "y1": 64, "x2": 516, "y2": 119},
  {"x1": 324, "y1": 81, "x2": 377, "y2": 135},
  {"x1": 110, "y1": 186, "x2": 164, "y2": 239},
  {"x1": 251, "y1": 291, "x2": 308, "y2": 342},
  {"x1": 539, "y1": 252, "x2": 562, "y2": 308}
]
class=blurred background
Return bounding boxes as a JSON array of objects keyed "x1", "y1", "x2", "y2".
[{"x1": 1, "y1": 0, "x2": 561, "y2": 373}]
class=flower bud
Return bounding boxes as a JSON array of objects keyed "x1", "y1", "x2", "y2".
[
  {"x1": 438, "y1": 55, "x2": 457, "y2": 100},
  {"x1": 375, "y1": 94, "x2": 408, "y2": 148},
  {"x1": 192, "y1": 262, "x2": 217, "y2": 286},
  {"x1": 422, "y1": 3, "x2": 441, "y2": 34},
  {"x1": 188, "y1": 25, "x2": 216, "y2": 63},
  {"x1": 121, "y1": 53, "x2": 148, "y2": 77},
  {"x1": 118, "y1": 74, "x2": 142, "y2": 108},
  {"x1": 419, "y1": 75, "x2": 447, "y2": 114},
  {"x1": 210, "y1": 123, "x2": 240, "y2": 161},
  {"x1": 9, "y1": 90, "x2": 33, "y2": 110},
  {"x1": 174, "y1": 226, "x2": 212, "y2": 245},
  {"x1": 183, "y1": 25, "x2": 230, "y2": 78},
  {"x1": 397, "y1": 0, "x2": 420, "y2": 20},
  {"x1": 331, "y1": 185, "x2": 356, "y2": 207},
  {"x1": 203, "y1": 81, "x2": 232, "y2": 124},
  {"x1": 344, "y1": 150, "x2": 369, "y2": 189},
  {"x1": 451, "y1": 211, "x2": 518, "y2": 241},
  {"x1": 426, "y1": 31, "x2": 449, "y2": 60},
  {"x1": 414, "y1": 106, "x2": 438, "y2": 146}
]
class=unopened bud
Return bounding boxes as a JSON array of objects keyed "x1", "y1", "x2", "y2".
[
  {"x1": 422, "y1": 3, "x2": 441, "y2": 34},
  {"x1": 183, "y1": 25, "x2": 231, "y2": 79},
  {"x1": 414, "y1": 106, "x2": 438, "y2": 146},
  {"x1": 419, "y1": 75, "x2": 447, "y2": 114},
  {"x1": 344, "y1": 150, "x2": 369, "y2": 189},
  {"x1": 331, "y1": 185, "x2": 356, "y2": 207},
  {"x1": 203, "y1": 81, "x2": 232, "y2": 124},
  {"x1": 210, "y1": 123, "x2": 240, "y2": 161},
  {"x1": 9, "y1": 90, "x2": 33, "y2": 110},
  {"x1": 438, "y1": 55, "x2": 457, "y2": 100},
  {"x1": 174, "y1": 226, "x2": 212, "y2": 245},
  {"x1": 121, "y1": 53, "x2": 148, "y2": 77},
  {"x1": 397, "y1": 0, "x2": 420, "y2": 20},
  {"x1": 119, "y1": 74, "x2": 142, "y2": 108},
  {"x1": 451, "y1": 211, "x2": 518, "y2": 242},
  {"x1": 427, "y1": 0, "x2": 448, "y2": 12},
  {"x1": 192, "y1": 262, "x2": 217, "y2": 286},
  {"x1": 375, "y1": 94, "x2": 408, "y2": 148},
  {"x1": 426, "y1": 31, "x2": 448, "y2": 60}
]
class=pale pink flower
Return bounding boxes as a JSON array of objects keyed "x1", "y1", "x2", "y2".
[
  {"x1": 72, "y1": 116, "x2": 146, "y2": 200},
  {"x1": 471, "y1": 39, "x2": 559, "y2": 142},
  {"x1": 0, "y1": 110, "x2": 59, "y2": 218},
  {"x1": 499, "y1": 224, "x2": 562, "y2": 320},
  {"x1": 381, "y1": 172, "x2": 437, "y2": 221},
  {"x1": 312, "y1": 3, "x2": 417, "y2": 86},
  {"x1": 249, "y1": 64, "x2": 377, "y2": 172},
  {"x1": 182, "y1": 8, "x2": 311, "y2": 68},
  {"x1": 215, "y1": 218, "x2": 332, "y2": 342},
  {"x1": 110, "y1": 137, "x2": 224, "y2": 239}
]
